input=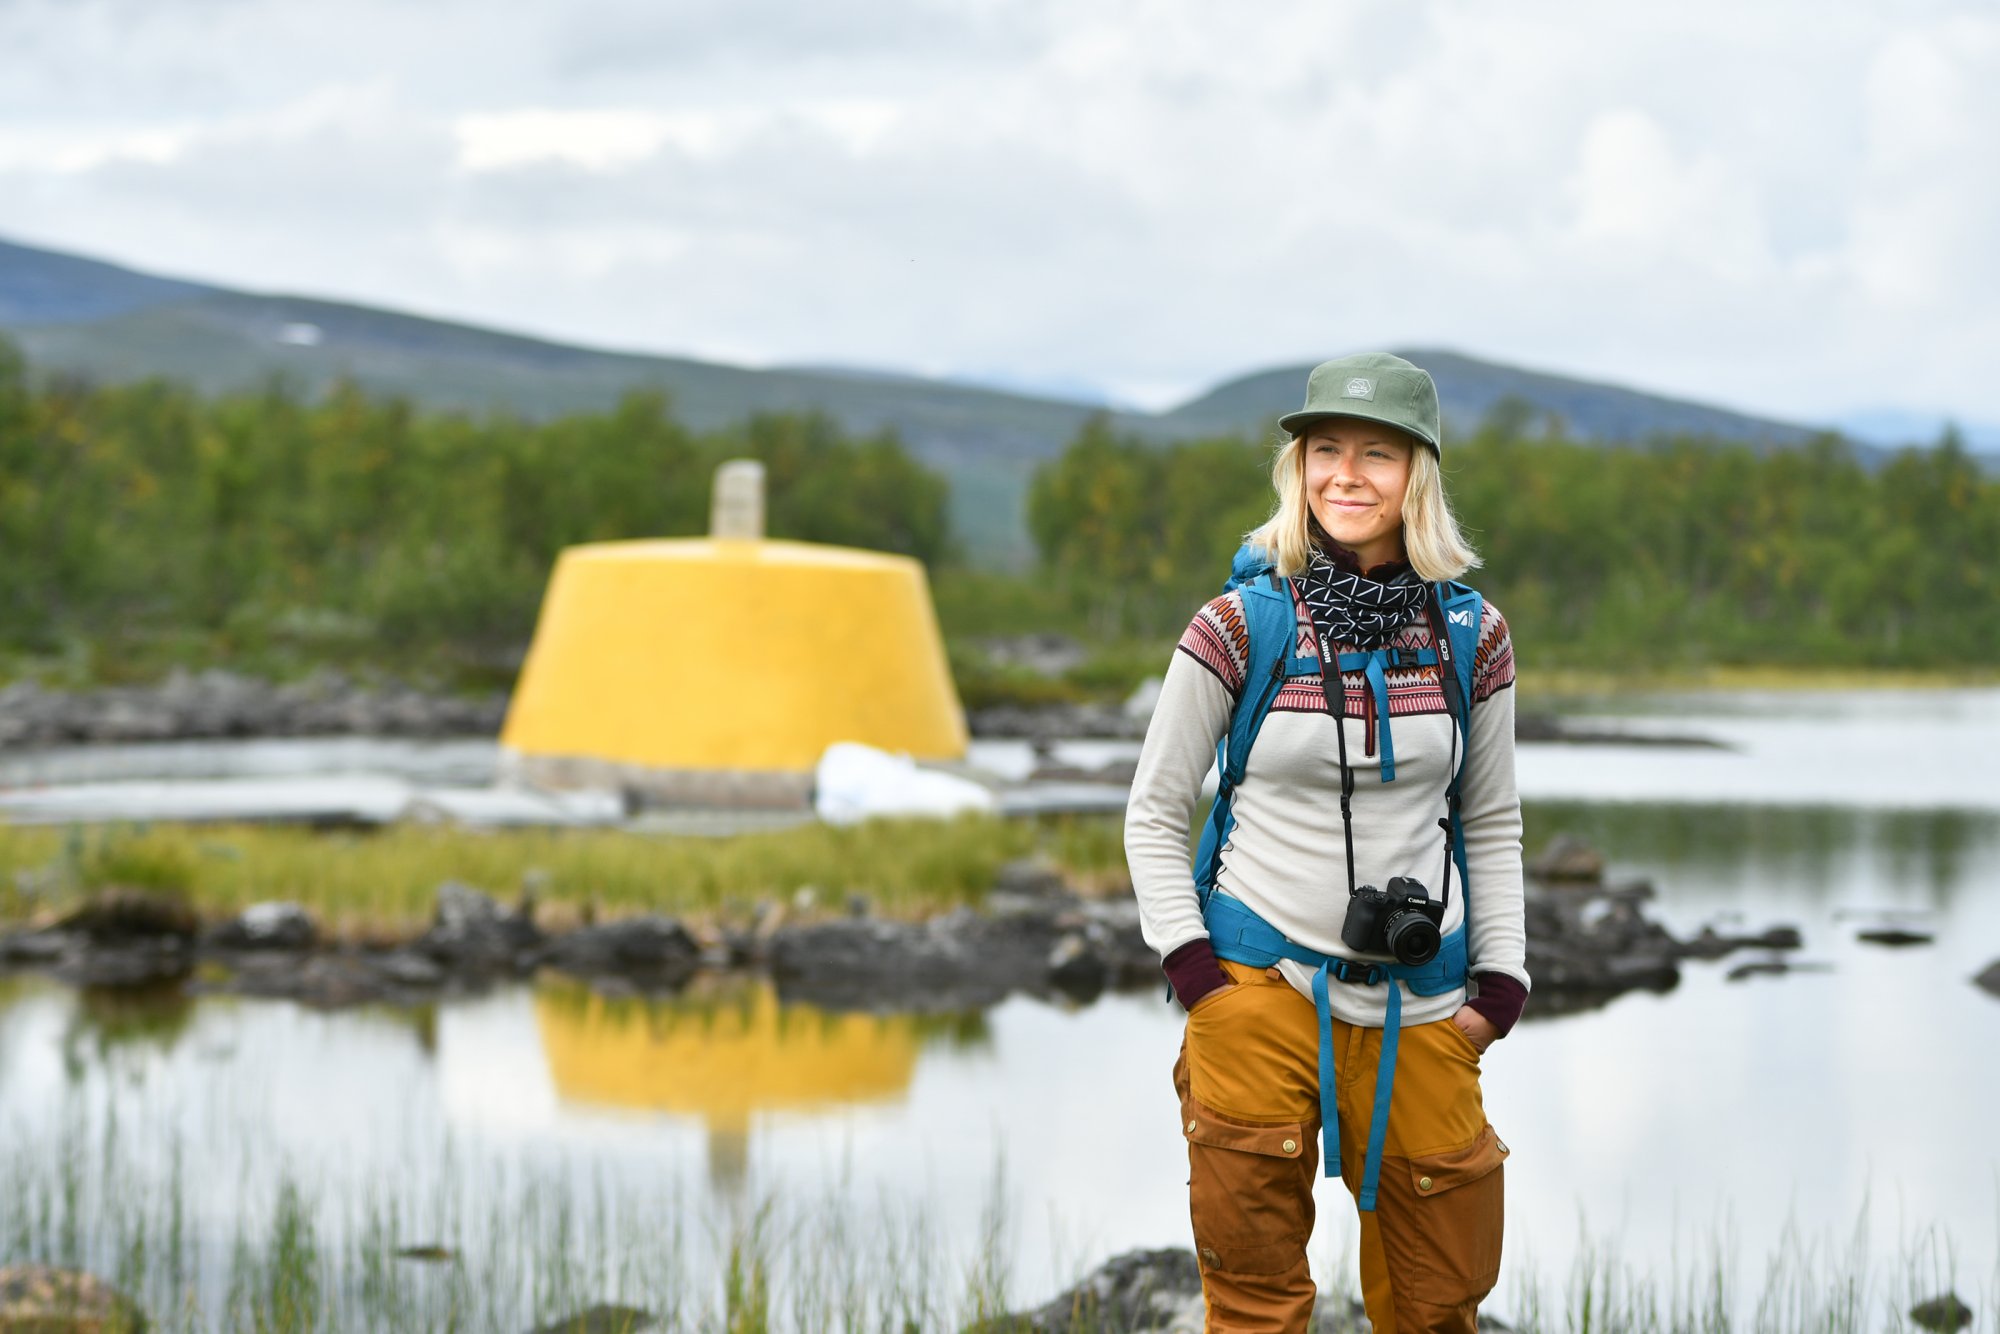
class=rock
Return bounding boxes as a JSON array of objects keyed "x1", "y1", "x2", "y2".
[
  {"x1": 1727, "y1": 959, "x2": 1800, "y2": 982},
  {"x1": 1679, "y1": 924, "x2": 1805, "y2": 959},
  {"x1": 770, "y1": 906, "x2": 1065, "y2": 1012},
  {"x1": 0, "y1": 929, "x2": 72, "y2": 964},
  {"x1": 373, "y1": 950, "x2": 447, "y2": 989},
  {"x1": 993, "y1": 858, "x2": 1069, "y2": 901},
  {"x1": 1523, "y1": 886, "x2": 1680, "y2": 1002},
  {"x1": 56, "y1": 889, "x2": 198, "y2": 942},
  {"x1": 224, "y1": 953, "x2": 391, "y2": 1008},
  {"x1": 0, "y1": 669, "x2": 507, "y2": 744},
  {"x1": 206, "y1": 901, "x2": 318, "y2": 952},
  {"x1": 1910, "y1": 1291, "x2": 1973, "y2": 1332},
  {"x1": 525, "y1": 1303, "x2": 657, "y2": 1334},
  {"x1": 977, "y1": 633, "x2": 1088, "y2": 678},
  {"x1": 1047, "y1": 933, "x2": 1109, "y2": 1003},
  {"x1": 419, "y1": 881, "x2": 539, "y2": 972},
  {"x1": 51, "y1": 938, "x2": 192, "y2": 990},
  {"x1": 966, "y1": 702, "x2": 1148, "y2": 742},
  {"x1": 1856, "y1": 928, "x2": 1933, "y2": 948},
  {"x1": 1078, "y1": 896, "x2": 1163, "y2": 987},
  {"x1": 1527, "y1": 836, "x2": 1605, "y2": 884},
  {"x1": 999, "y1": 1248, "x2": 1367, "y2": 1333},
  {"x1": 0, "y1": 1263, "x2": 148, "y2": 1332},
  {"x1": 539, "y1": 916, "x2": 701, "y2": 990},
  {"x1": 1975, "y1": 960, "x2": 2000, "y2": 999}
]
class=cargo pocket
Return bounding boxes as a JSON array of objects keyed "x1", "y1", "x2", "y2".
[
  {"x1": 1182, "y1": 1098, "x2": 1318, "y2": 1276},
  {"x1": 1373, "y1": 1123, "x2": 1508, "y2": 1309}
]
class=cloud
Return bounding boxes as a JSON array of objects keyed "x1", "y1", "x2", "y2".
[{"x1": 0, "y1": 0, "x2": 1996, "y2": 422}]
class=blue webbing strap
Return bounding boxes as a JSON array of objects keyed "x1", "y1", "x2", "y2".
[
  {"x1": 1206, "y1": 894, "x2": 1462, "y2": 1210},
  {"x1": 1332, "y1": 647, "x2": 1439, "y2": 785},
  {"x1": 1312, "y1": 963, "x2": 1337, "y2": 1174},
  {"x1": 1361, "y1": 979, "x2": 1401, "y2": 1210}
]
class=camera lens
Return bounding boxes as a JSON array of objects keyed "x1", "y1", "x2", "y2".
[{"x1": 1383, "y1": 910, "x2": 1441, "y2": 966}]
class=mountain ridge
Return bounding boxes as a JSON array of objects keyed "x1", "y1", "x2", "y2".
[{"x1": 0, "y1": 233, "x2": 1939, "y2": 566}]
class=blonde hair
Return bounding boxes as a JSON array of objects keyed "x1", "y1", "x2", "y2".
[{"x1": 1246, "y1": 430, "x2": 1480, "y2": 581}]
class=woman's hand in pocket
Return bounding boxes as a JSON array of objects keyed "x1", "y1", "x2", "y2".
[
  {"x1": 1187, "y1": 981, "x2": 1236, "y2": 1015},
  {"x1": 1450, "y1": 1005, "x2": 1499, "y2": 1054}
]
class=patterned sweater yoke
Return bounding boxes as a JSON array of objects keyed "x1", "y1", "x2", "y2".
[{"x1": 1125, "y1": 580, "x2": 1528, "y2": 1028}]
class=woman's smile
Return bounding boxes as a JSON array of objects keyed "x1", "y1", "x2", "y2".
[{"x1": 1301, "y1": 419, "x2": 1414, "y2": 568}]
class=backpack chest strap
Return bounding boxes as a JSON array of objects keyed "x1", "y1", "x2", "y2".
[{"x1": 1295, "y1": 646, "x2": 1438, "y2": 784}]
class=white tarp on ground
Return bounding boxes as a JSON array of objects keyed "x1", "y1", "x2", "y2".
[{"x1": 813, "y1": 742, "x2": 997, "y2": 825}]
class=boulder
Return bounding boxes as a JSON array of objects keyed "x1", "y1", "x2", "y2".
[
  {"x1": 1678, "y1": 924, "x2": 1805, "y2": 959},
  {"x1": 206, "y1": 901, "x2": 318, "y2": 952},
  {"x1": 1047, "y1": 933, "x2": 1109, "y2": 1003},
  {"x1": 992, "y1": 858, "x2": 1070, "y2": 901},
  {"x1": 1522, "y1": 886, "x2": 1680, "y2": 1006},
  {"x1": 51, "y1": 938, "x2": 192, "y2": 990},
  {"x1": 539, "y1": 916, "x2": 701, "y2": 990},
  {"x1": 997, "y1": 1248, "x2": 1367, "y2": 1333},
  {"x1": 0, "y1": 1263, "x2": 148, "y2": 1332},
  {"x1": 1856, "y1": 928, "x2": 1933, "y2": 948},
  {"x1": 372, "y1": 951, "x2": 447, "y2": 990},
  {"x1": 1526, "y1": 836, "x2": 1605, "y2": 884},
  {"x1": 418, "y1": 881, "x2": 540, "y2": 972},
  {"x1": 56, "y1": 889, "x2": 198, "y2": 942},
  {"x1": 770, "y1": 907, "x2": 1063, "y2": 1012},
  {"x1": 0, "y1": 930, "x2": 72, "y2": 964}
]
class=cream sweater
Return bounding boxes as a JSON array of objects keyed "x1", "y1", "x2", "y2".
[{"x1": 1124, "y1": 582, "x2": 1530, "y2": 1027}]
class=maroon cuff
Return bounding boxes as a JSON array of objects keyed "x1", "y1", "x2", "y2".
[
  {"x1": 1466, "y1": 972, "x2": 1528, "y2": 1037},
  {"x1": 1163, "y1": 938, "x2": 1231, "y2": 1011}
]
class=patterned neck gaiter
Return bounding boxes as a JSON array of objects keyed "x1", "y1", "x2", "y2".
[{"x1": 1297, "y1": 549, "x2": 1429, "y2": 651}]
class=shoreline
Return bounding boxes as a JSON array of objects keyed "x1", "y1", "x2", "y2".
[
  {"x1": 1, "y1": 666, "x2": 1994, "y2": 751},
  {"x1": 0, "y1": 859, "x2": 1804, "y2": 1018}
]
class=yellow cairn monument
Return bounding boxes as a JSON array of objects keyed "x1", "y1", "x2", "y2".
[{"x1": 500, "y1": 461, "x2": 967, "y2": 807}]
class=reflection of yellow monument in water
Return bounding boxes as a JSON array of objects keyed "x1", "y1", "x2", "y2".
[
  {"x1": 535, "y1": 981, "x2": 975, "y2": 1189},
  {"x1": 499, "y1": 459, "x2": 966, "y2": 807}
]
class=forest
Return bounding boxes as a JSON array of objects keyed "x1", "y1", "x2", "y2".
[
  {"x1": 1026, "y1": 412, "x2": 1999, "y2": 673},
  {"x1": 2, "y1": 334, "x2": 1994, "y2": 689},
  {"x1": 0, "y1": 339, "x2": 948, "y2": 684}
]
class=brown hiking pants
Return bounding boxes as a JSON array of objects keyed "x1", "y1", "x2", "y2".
[{"x1": 1176, "y1": 959, "x2": 1507, "y2": 1334}]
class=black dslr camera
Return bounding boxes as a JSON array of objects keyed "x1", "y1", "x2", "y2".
[{"x1": 1340, "y1": 875, "x2": 1446, "y2": 966}]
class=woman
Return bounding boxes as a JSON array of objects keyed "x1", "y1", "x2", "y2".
[{"x1": 1125, "y1": 352, "x2": 1529, "y2": 1334}]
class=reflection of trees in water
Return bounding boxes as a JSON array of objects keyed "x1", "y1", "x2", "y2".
[
  {"x1": 70, "y1": 982, "x2": 194, "y2": 1051},
  {"x1": 1524, "y1": 801, "x2": 1996, "y2": 910},
  {"x1": 533, "y1": 977, "x2": 989, "y2": 1193}
]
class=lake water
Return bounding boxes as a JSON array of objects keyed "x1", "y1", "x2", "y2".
[{"x1": 2, "y1": 688, "x2": 1998, "y2": 1324}]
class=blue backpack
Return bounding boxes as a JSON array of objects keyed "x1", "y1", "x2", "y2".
[{"x1": 1185, "y1": 540, "x2": 1486, "y2": 1210}]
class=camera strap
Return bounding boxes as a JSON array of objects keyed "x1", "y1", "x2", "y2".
[
  {"x1": 1315, "y1": 625, "x2": 1456, "y2": 916},
  {"x1": 1315, "y1": 629, "x2": 1361, "y2": 901}
]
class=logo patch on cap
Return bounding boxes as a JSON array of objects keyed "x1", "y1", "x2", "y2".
[{"x1": 1342, "y1": 377, "x2": 1376, "y2": 400}]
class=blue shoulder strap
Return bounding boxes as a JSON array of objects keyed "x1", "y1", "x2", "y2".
[
  {"x1": 1192, "y1": 544, "x2": 1314, "y2": 904},
  {"x1": 1427, "y1": 580, "x2": 1483, "y2": 897}
]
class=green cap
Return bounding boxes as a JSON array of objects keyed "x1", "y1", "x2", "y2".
[{"x1": 1277, "y1": 352, "x2": 1442, "y2": 453}]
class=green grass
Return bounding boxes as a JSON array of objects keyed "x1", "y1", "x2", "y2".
[
  {"x1": 2, "y1": 1110, "x2": 1016, "y2": 1334},
  {"x1": 0, "y1": 814, "x2": 1133, "y2": 938},
  {"x1": 4, "y1": 1113, "x2": 1994, "y2": 1333},
  {"x1": 1499, "y1": 1208, "x2": 1999, "y2": 1334}
]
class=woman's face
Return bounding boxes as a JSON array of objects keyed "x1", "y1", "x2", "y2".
[{"x1": 1301, "y1": 419, "x2": 1415, "y2": 569}]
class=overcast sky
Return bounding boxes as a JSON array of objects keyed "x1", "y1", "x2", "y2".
[{"x1": 2, "y1": 0, "x2": 1995, "y2": 425}]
